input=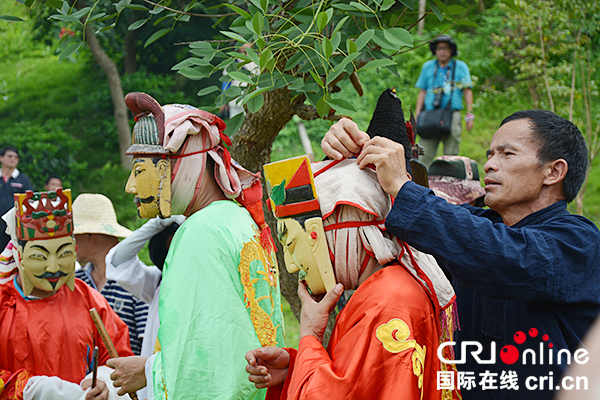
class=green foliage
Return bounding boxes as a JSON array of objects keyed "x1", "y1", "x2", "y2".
[{"x1": 0, "y1": 119, "x2": 87, "y2": 191}]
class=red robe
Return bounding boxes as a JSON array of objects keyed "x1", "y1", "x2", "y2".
[
  {"x1": 0, "y1": 277, "x2": 133, "y2": 399},
  {"x1": 270, "y1": 264, "x2": 459, "y2": 400}
]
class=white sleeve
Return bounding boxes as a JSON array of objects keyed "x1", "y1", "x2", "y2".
[
  {"x1": 24, "y1": 376, "x2": 85, "y2": 400},
  {"x1": 81, "y1": 366, "x2": 130, "y2": 400},
  {"x1": 145, "y1": 354, "x2": 157, "y2": 400},
  {"x1": 105, "y1": 244, "x2": 162, "y2": 304}
]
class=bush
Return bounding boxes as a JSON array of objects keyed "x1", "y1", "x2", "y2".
[{"x1": 0, "y1": 119, "x2": 87, "y2": 191}]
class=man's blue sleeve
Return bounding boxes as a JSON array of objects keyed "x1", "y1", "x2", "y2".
[{"x1": 385, "y1": 181, "x2": 600, "y2": 303}]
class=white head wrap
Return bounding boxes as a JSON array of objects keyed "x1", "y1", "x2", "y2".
[{"x1": 312, "y1": 160, "x2": 455, "y2": 309}]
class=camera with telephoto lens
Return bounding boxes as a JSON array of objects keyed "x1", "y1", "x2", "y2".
[{"x1": 432, "y1": 89, "x2": 443, "y2": 109}]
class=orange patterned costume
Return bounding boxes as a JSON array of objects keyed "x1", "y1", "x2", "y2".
[{"x1": 0, "y1": 277, "x2": 133, "y2": 399}]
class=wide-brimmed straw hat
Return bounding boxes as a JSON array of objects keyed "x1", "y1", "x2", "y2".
[
  {"x1": 428, "y1": 155, "x2": 485, "y2": 206},
  {"x1": 72, "y1": 193, "x2": 132, "y2": 238}
]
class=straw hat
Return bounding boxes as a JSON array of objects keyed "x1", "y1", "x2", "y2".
[{"x1": 72, "y1": 193, "x2": 132, "y2": 238}]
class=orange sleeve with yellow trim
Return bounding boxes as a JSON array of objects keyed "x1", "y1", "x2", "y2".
[
  {"x1": 0, "y1": 368, "x2": 32, "y2": 400},
  {"x1": 282, "y1": 265, "x2": 449, "y2": 400}
]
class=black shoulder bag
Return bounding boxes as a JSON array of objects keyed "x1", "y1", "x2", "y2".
[{"x1": 416, "y1": 61, "x2": 456, "y2": 139}]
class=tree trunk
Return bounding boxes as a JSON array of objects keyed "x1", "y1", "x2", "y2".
[
  {"x1": 417, "y1": 0, "x2": 426, "y2": 36},
  {"x1": 84, "y1": 25, "x2": 132, "y2": 169},
  {"x1": 230, "y1": 88, "x2": 306, "y2": 322}
]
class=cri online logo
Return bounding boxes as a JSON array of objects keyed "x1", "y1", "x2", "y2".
[
  {"x1": 500, "y1": 328, "x2": 550, "y2": 364},
  {"x1": 438, "y1": 328, "x2": 589, "y2": 366}
]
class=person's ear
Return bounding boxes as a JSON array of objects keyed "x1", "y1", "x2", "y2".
[
  {"x1": 544, "y1": 159, "x2": 568, "y2": 186},
  {"x1": 157, "y1": 159, "x2": 172, "y2": 218},
  {"x1": 305, "y1": 220, "x2": 321, "y2": 249}
]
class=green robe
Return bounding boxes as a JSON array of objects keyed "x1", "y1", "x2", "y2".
[{"x1": 152, "y1": 200, "x2": 285, "y2": 399}]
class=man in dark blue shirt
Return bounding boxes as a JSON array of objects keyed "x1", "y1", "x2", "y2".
[
  {"x1": 321, "y1": 110, "x2": 600, "y2": 399},
  {"x1": 0, "y1": 146, "x2": 33, "y2": 250}
]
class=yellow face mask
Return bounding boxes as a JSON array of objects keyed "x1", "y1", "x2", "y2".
[
  {"x1": 19, "y1": 236, "x2": 76, "y2": 296},
  {"x1": 278, "y1": 217, "x2": 336, "y2": 295},
  {"x1": 125, "y1": 157, "x2": 172, "y2": 218}
]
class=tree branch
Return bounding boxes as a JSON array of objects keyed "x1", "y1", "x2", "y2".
[{"x1": 141, "y1": 0, "x2": 236, "y2": 18}]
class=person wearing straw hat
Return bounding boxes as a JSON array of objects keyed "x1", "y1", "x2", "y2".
[
  {"x1": 73, "y1": 193, "x2": 149, "y2": 357},
  {"x1": 0, "y1": 189, "x2": 133, "y2": 400},
  {"x1": 106, "y1": 93, "x2": 284, "y2": 400}
]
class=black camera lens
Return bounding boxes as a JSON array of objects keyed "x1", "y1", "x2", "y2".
[{"x1": 433, "y1": 90, "x2": 443, "y2": 108}]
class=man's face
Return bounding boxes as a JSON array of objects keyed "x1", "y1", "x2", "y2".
[
  {"x1": 483, "y1": 119, "x2": 549, "y2": 222},
  {"x1": 74, "y1": 234, "x2": 92, "y2": 264},
  {"x1": 21, "y1": 236, "x2": 76, "y2": 293},
  {"x1": 435, "y1": 41, "x2": 452, "y2": 64},
  {"x1": 1, "y1": 150, "x2": 19, "y2": 169},
  {"x1": 126, "y1": 157, "x2": 162, "y2": 218}
]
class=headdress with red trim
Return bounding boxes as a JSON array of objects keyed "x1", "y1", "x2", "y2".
[
  {"x1": 14, "y1": 189, "x2": 73, "y2": 241},
  {"x1": 124, "y1": 92, "x2": 274, "y2": 252}
]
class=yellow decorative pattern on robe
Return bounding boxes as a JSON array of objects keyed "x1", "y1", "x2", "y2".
[
  {"x1": 376, "y1": 318, "x2": 426, "y2": 400},
  {"x1": 238, "y1": 233, "x2": 280, "y2": 347}
]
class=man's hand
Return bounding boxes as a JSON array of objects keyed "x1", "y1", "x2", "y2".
[
  {"x1": 245, "y1": 347, "x2": 291, "y2": 389},
  {"x1": 298, "y1": 282, "x2": 344, "y2": 342},
  {"x1": 106, "y1": 356, "x2": 148, "y2": 396},
  {"x1": 357, "y1": 137, "x2": 411, "y2": 197},
  {"x1": 81, "y1": 378, "x2": 109, "y2": 400},
  {"x1": 321, "y1": 118, "x2": 370, "y2": 160},
  {"x1": 466, "y1": 120, "x2": 474, "y2": 132}
]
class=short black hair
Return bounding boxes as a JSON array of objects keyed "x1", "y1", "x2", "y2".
[
  {"x1": 0, "y1": 146, "x2": 19, "y2": 157},
  {"x1": 45, "y1": 175, "x2": 62, "y2": 185},
  {"x1": 501, "y1": 110, "x2": 588, "y2": 203},
  {"x1": 149, "y1": 222, "x2": 180, "y2": 271}
]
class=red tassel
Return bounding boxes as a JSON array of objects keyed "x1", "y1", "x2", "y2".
[{"x1": 260, "y1": 224, "x2": 277, "y2": 252}]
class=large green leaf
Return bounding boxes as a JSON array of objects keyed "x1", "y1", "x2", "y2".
[
  {"x1": 178, "y1": 66, "x2": 212, "y2": 80},
  {"x1": 322, "y1": 37, "x2": 333, "y2": 59},
  {"x1": 58, "y1": 42, "x2": 82, "y2": 62},
  {"x1": 349, "y1": 2, "x2": 372, "y2": 13},
  {"x1": 372, "y1": 30, "x2": 399, "y2": 51},
  {"x1": 122, "y1": 4, "x2": 148, "y2": 11},
  {"x1": 223, "y1": 112, "x2": 245, "y2": 137},
  {"x1": 347, "y1": 39, "x2": 357, "y2": 54},
  {"x1": 246, "y1": 94, "x2": 264, "y2": 113},
  {"x1": 330, "y1": 32, "x2": 341, "y2": 54},
  {"x1": 381, "y1": 0, "x2": 395, "y2": 12},
  {"x1": 0, "y1": 15, "x2": 25, "y2": 22},
  {"x1": 225, "y1": 3, "x2": 251, "y2": 19},
  {"x1": 331, "y1": 16, "x2": 349, "y2": 37},
  {"x1": 288, "y1": 78, "x2": 305, "y2": 91},
  {"x1": 316, "y1": 11, "x2": 329, "y2": 33},
  {"x1": 501, "y1": 0, "x2": 521, "y2": 13},
  {"x1": 428, "y1": 1, "x2": 444, "y2": 21},
  {"x1": 221, "y1": 31, "x2": 247, "y2": 43},
  {"x1": 360, "y1": 58, "x2": 397, "y2": 70},
  {"x1": 326, "y1": 98, "x2": 357, "y2": 115},
  {"x1": 316, "y1": 97, "x2": 330, "y2": 118},
  {"x1": 382, "y1": 28, "x2": 413, "y2": 48},
  {"x1": 355, "y1": 29, "x2": 374, "y2": 51},
  {"x1": 228, "y1": 71, "x2": 254, "y2": 84},
  {"x1": 144, "y1": 28, "x2": 171, "y2": 48},
  {"x1": 197, "y1": 86, "x2": 221, "y2": 96},
  {"x1": 246, "y1": 48, "x2": 261, "y2": 66},
  {"x1": 252, "y1": 13, "x2": 264, "y2": 36},
  {"x1": 398, "y1": 0, "x2": 415, "y2": 10},
  {"x1": 128, "y1": 18, "x2": 148, "y2": 31}
]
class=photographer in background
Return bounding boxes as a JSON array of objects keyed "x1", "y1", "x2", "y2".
[{"x1": 415, "y1": 35, "x2": 474, "y2": 168}]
